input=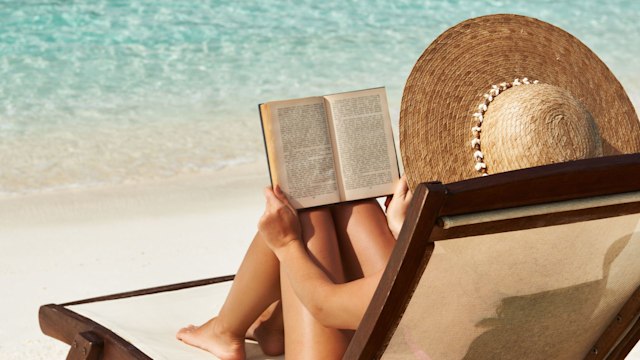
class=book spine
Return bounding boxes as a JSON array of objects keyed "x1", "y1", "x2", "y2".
[{"x1": 258, "y1": 104, "x2": 274, "y2": 187}]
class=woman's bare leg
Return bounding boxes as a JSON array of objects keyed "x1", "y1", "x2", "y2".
[
  {"x1": 176, "y1": 200, "x2": 381, "y2": 359},
  {"x1": 331, "y1": 199, "x2": 396, "y2": 280},
  {"x1": 280, "y1": 207, "x2": 351, "y2": 359},
  {"x1": 177, "y1": 231, "x2": 282, "y2": 359},
  {"x1": 246, "y1": 301, "x2": 284, "y2": 355}
]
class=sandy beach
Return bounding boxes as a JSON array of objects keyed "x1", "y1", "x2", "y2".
[{"x1": 0, "y1": 162, "x2": 269, "y2": 359}]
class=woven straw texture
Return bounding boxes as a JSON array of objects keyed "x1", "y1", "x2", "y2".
[
  {"x1": 482, "y1": 84, "x2": 602, "y2": 174},
  {"x1": 400, "y1": 14, "x2": 640, "y2": 189}
]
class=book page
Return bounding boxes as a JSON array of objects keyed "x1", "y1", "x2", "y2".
[
  {"x1": 325, "y1": 88, "x2": 399, "y2": 201},
  {"x1": 264, "y1": 97, "x2": 340, "y2": 209}
]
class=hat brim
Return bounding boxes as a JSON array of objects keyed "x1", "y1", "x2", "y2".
[{"x1": 400, "y1": 14, "x2": 640, "y2": 189}]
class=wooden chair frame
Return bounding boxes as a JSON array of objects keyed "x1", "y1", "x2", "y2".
[
  {"x1": 345, "y1": 153, "x2": 640, "y2": 359},
  {"x1": 40, "y1": 276, "x2": 234, "y2": 360},
  {"x1": 40, "y1": 154, "x2": 640, "y2": 360}
]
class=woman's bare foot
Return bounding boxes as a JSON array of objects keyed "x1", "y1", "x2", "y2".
[{"x1": 176, "y1": 317, "x2": 245, "y2": 360}]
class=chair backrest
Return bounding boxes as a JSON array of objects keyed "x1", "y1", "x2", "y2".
[{"x1": 345, "y1": 154, "x2": 640, "y2": 360}]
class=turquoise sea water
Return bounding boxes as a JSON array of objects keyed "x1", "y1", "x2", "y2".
[{"x1": 1, "y1": 0, "x2": 639, "y2": 195}]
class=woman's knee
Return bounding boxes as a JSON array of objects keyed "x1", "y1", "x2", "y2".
[
  {"x1": 298, "y1": 207, "x2": 336, "y2": 243},
  {"x1": 299, "y1": 207, "x2": 332, "y2": 228},
  {"x1": 331, "y1": 199, "x2": 384, "y2": 223},
  {"x1": 332, "y1": 198, "x2": 380, "y2": 213}
]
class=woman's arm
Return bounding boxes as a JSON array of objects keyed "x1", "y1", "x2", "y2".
[
  {"x1": 258, "y1": 181, "x2": 411, "y2": 330},
  {"x1": 259, "y1": 186, "x2": 375, "y2": 329},
  {"x1": 274, "y1": 238, "x2": 383, "y2": 329}
]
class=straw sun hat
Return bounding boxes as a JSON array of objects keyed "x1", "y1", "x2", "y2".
[{"x1": 400, "y1": 14, "x2": 640, "y2": 190}]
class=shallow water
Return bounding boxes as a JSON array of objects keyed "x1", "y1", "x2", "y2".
[{"x1": 1, "y1": 0, "x2": 639, "y2": 195}]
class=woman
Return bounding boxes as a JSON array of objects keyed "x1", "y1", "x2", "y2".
[{"x1": 177, "y1": 178, "x2": 412, "y2": 359}]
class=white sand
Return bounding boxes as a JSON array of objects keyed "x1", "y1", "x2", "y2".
[
  {"x1": 1, "y1": 161, "x2": 639, "y2": 359},
  {"x1": 0, "y1": 162, "x2": 269, "y2": 359}
]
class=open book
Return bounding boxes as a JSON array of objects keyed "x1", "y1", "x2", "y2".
[{"x1": 259, "y1": 87, "x2": 400, "y2": 209}]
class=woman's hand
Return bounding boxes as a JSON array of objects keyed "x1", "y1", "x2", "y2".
[
  {"x1": 258, "y1": 185, "x2": 301, "y2": 254},
  {"x1": 385, "y1": 175, "x2": 413, "y2": 239}
]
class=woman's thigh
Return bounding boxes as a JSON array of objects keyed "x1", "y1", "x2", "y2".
[
  {"x1": 280, "y1": 207, "x2": 350, "y2": 358},
  {"x1": 331, "y1": 199, "x2": 396, "y2": 279}
]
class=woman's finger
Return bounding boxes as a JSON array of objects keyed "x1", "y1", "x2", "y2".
[
  {"x1": 274, "y1": 184, "x2": 290, "y2": 204},
  {"x1": 274, "y1": 184, "x2": 286, "y2": 200},
  {"x1": 274, "y1": 184, "x2": 297, "y2": 213},
  {"x1": 264, "y1": 187, "x2": 282, "y2": 210},
  {"x1": 394, "y1": 175, "x2": 409, "y2": 199},
  {"x1": 384, "y1": 195, "x2": 393, "y2": 210}
]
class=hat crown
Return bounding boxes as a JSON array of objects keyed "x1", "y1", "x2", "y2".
[{"x1": 482, "y1": 84, "x2": 603, "y2": 173}]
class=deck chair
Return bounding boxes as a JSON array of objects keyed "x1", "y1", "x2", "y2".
[{"x1": 40, "y1": 154, "x2": 640, "y2": 359}]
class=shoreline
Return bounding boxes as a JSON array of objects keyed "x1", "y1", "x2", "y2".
[
  {"x1": 0, "y1": 160, "x2": 270, "y2": 228},
  {"x1": 0, "y1": 162, "x2": 270, "y2": 358}
]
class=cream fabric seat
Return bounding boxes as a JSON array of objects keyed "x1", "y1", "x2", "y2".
[{"x1": 385, "y1": 212, "x2": 640, "y2": 359}]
